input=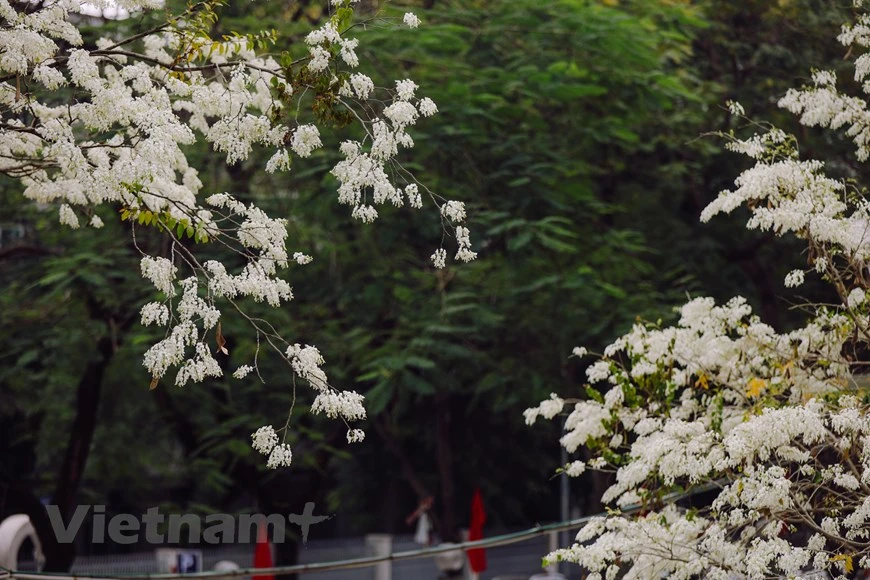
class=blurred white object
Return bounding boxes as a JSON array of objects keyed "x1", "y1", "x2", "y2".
[
  {"x1": 433, "y1": 543, "x2": 464, "y2": 573},
  {"x1": 0, "y1": 514, "x2": 44, "y2": 571},
  {"x1": 414, "y1": 512, "x2": 432, "y2": 545},
  {"x1": 366, "y1": 534, "x2": 392, "y2": 580},
  {"x1": 212, "y1": 560, "x2": 239, "y2": 580}
]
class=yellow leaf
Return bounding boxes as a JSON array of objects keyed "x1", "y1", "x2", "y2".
[
  {"x1": 746, "y1": 377, "x2": 767, "y2": 398},
  {"x1": 831, "y1": 553, "x2": 854, "y2": 573},
  {"x1": 694, "y1": 373, "x2": 709, "y2": 390}
]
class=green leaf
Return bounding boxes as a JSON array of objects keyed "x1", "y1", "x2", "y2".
[
  {"x1": 536, "y1": 233, "x2": 578, "y2": 253},
  {"x1": 508, "y1": 230, "x2": 534, "y2": 252},
  {"x1": 365, "y1": 382, "x2": 395, "y2": 415},
  {"x1": 586, "y1": 386, "x2": 604, "y2": 404}
]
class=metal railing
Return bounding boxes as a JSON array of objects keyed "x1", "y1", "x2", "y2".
[{"x1": 0, "y1": 485, "x2": 718, "y2": 580}]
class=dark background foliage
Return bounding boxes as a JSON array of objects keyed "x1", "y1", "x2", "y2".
[{"x1": 0, "y1": 0, "x2": 857, "y2": 571}]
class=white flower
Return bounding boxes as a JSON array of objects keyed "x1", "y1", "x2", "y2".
[
  {"x1": 431, "y1": 248, "x2": 447, "y2": 269},
  {"x1": 233, "y1": 365, "x2": 253, "y2": 379},
  {"x1": 727, "y1": 100, "x2": 745, "y2": 116},
  {"x1": 418, "y1": 97, "x2": 438, "y2": 117},
  {"x1": 140, "y1": 256, "x2": 177, "y2": 296},
  {"x1": 251, "y1": 425, "x2": 278, "y2": 455},
  {"x1": 59, "y1": 204, "x2": 79, "y2": 228},
  {"x1": 440, "y1": 200, "x2": 466, "y2": 222},
  {"x1": 847, "y1": 287, "x2": 866, "y2": 309},
  {"x1": 540, "y1": 393, "x2": 565, "y2": 419},
  {"x1": 784, "y1": 269, "x2": 805, "y2": 288},
  {"x1": 351, "y1": 204, "x2": 378, "y2": 223},
  {"x1": 384, "y1": 101, "x2": 417, "y2": 129},
  {"x1": 405, "y1": 183, "x2": 422, "y2": 208},
  {"x1": 33, "y1": 64, "x2": 66, "y2": 90},
  {"x1": 175, "y1": 342, "x2": 222, "y2": 386},
  {"x1": 523, "y1": 393, "x2": 565, "y2": 425},
  {"x1": 523, "y1": 13, "x2": 870, "y2": 577},
  {"x1": 291, "y1": 125, "x2": 322, "y2": 158},
  {"x1": 349, "y1": 73, "x2": 374, "y2": 99},
  {"x1": 395, "y1": 79, "x2": 417, "y2": 101},
  {"x1": 311, "y1": 390, "x2": 366, "y2": 421},
  {"x1": 308, "y1": 45, "x2": 330, "y2": 72},
  {"x1": 143, "y1": 321, "x2": 197, "y2": 379},
  {"x1": 305, "y1": 22, "x2": 340, "y2": 46},
  {"x1": 572, "y1": 346, "x2": 588, "y2": 357},
  {"x1": 455, "y1": 226, "x2": 477, "y2": 262},
  {"x1": 588, "y1": 457, "x2": 607, "y2": 469},
  {"x1": 141, "y1": 302, "x2": 169, "y2": 326},
  {"x1": 293, "y1": 252, "x2": 313, "y2": 265},
  {"x1": 266, "y1": 149, "x2": 291, "y2": 173},
  {"x1": 384, "y1": 101, "x2": 418, "y2": 127},
  {"x1": 403, "y1": 12, "x2": 420, "y2": 28},
  {"x1": 339, "y1": 140, "x2": 360, "y2": 157},
  {"x1": 286, "y1": 344, "x2": 329, "y2": 390},
  {"x1": 339, "y1": 38, "x2": 359, "y2": 67},
  {"x1": 565, "y1": 460, "x2": 586, "y2": 477},
  {"x1": 586, "y1": 360, "x2": 610, "y2": 383},
  {"x1": 347, "y1": 429, "x2": 365, "y2": 443},
  {"x1": 812, "y1": 69, "x2": 837, "y2": 86},
  {"x1": 266, "y1": 443, "x2": 293, "y2": 469}
]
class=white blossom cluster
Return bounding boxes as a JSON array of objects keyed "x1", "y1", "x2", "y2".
[
  {"x1": 243, "y1": 344, "x2": 367, "y2": 454},
  {"x1": 0, "y1": 0, "x2": 469, "y2": 467},
  {"x1": 526, "y1": 7, "x2": 870, "y2": 576},
  {"x1": 528, "y1": 296, "x2": 870, "y2": 577},
  {"x1": 266, "y1": 444, "x2": 293, "y2": 469},
  {"x1": 251, "y1": 425, "x2": 292, "y2": 469},
  {"x1": 332, "y1": 74, "x2": 467, "y2": 265},
  {"x1": 251, "y1": 425, "x2": 279, "y2": 454},
  {"x1": 283, "y1": 344, "x2": 367, "y2": 428},
  {"x1": 142, "y1": 276, "x2": 222, "y2": 387}
]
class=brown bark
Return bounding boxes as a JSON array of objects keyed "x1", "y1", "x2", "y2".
[
  {"x1": 434, "y1": 392, "x2": 457, "y2": 542},
  {"x1": 44, "y1": 334, "x2": 114, "y2": 571}
]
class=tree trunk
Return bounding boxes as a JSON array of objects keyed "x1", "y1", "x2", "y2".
[
  {"x1": 41, "y1": 334, "x2": 114, "y2": 571},
  {"x1": 434, "y1": 392, "x2": 457, "y2": 542}
]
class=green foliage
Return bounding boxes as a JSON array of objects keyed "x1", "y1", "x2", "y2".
[
  {"x1": 229, "y1": 0, "x2": 717, "y2": 529},
  {"x1": 0, "y1": 0, "x2": 859, "y2": 545}
]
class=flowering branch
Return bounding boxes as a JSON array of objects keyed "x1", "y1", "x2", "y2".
[
  {"x1": 1, "y1": 0, "x2": 475, "y2": 468},
  {"x1": 526, "y1": 6, "x2": 870, "y2": 578}
]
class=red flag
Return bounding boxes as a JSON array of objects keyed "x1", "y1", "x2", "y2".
[
  {"x1": 466, "y1": 488, "x2": 487, "y2": 572},
  {"x1": 253, "y1": 522, "x2": 274, "y2": 580}
]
